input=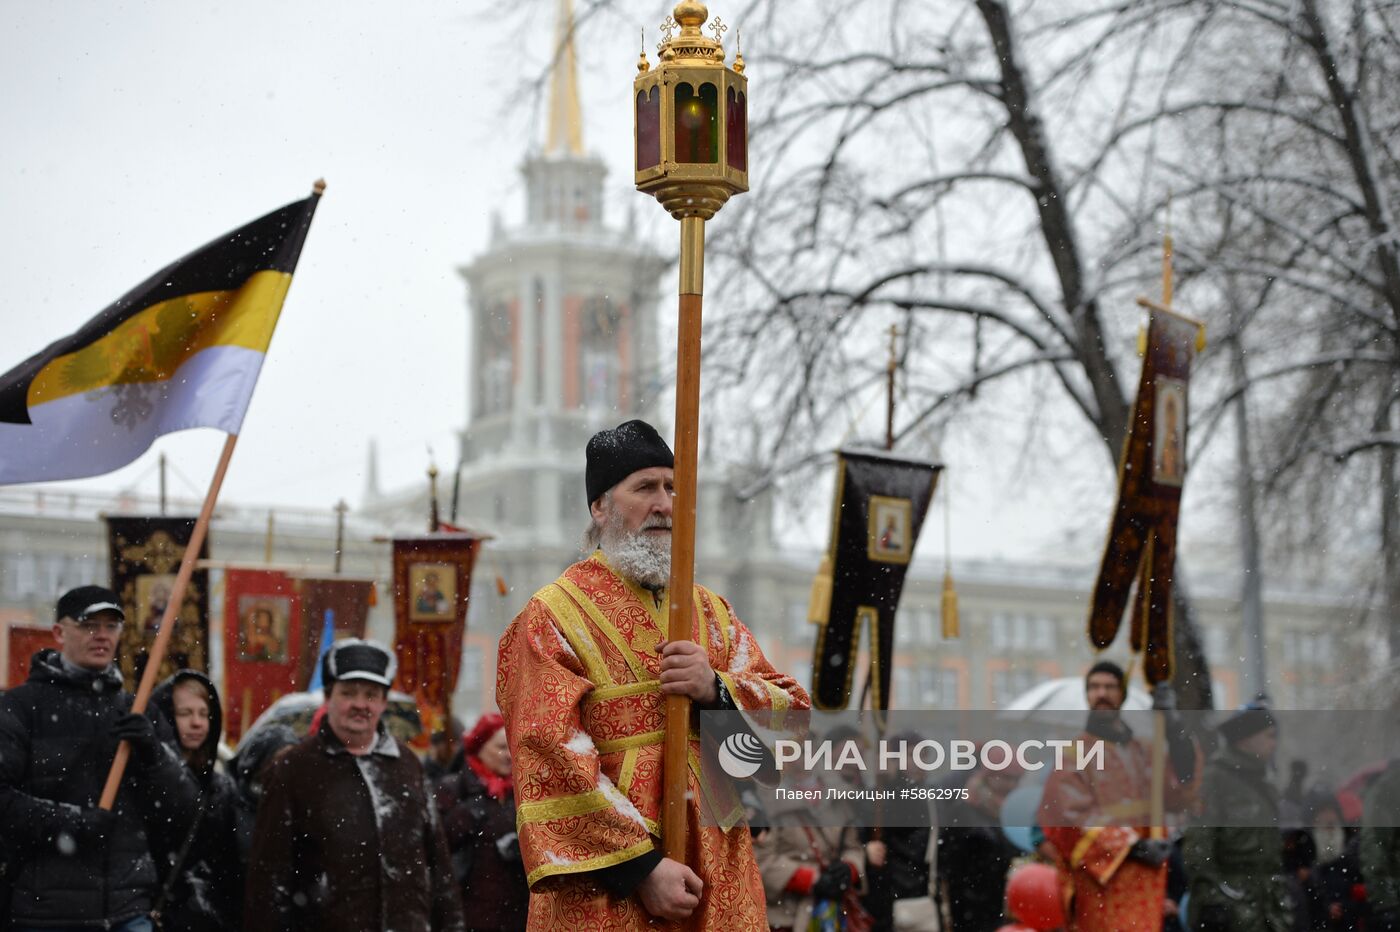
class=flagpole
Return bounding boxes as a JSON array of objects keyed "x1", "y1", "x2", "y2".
[{"x1": 100, "y1": 432, "x2": 239, "y2": 810}]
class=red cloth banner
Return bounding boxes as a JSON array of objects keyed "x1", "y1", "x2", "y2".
[
  {"x1": 391, "y1": 535, "x2": 480, "y2": 734},
  {"x1": 6, "y1": 624, "x2": 52, "y2": 690},
  {"x1": 224, "y1": 567, "x2": 303, "y2": 744},
  {"x1": 291, "y1": 576, "x2": 375, "y2": 691}
]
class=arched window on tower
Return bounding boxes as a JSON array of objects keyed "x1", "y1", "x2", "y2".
[
  {"x1": 476, "y1": 299, "x2": 513, "y2": 417},
  {"x1": 580, "y1": 297, "x2": 621, "y2": 412}
]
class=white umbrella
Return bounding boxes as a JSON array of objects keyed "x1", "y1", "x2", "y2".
[{"x1": 1001, "y1": 676, "x2": 1151, "y2": 726}]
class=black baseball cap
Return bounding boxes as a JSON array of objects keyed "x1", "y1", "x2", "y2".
[{"x1": 56, "y1": 585, "x2": 125, "y2": 624}]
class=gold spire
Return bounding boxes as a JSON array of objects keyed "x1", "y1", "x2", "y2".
[{"x1": 546, "y1": 0, "x2": 585, "y2": 156}]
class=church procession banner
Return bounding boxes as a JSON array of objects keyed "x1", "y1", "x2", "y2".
[
  {"x1": 391, "y1": 534, "x2": 481, "y2": 735},
  {"x1": 808, "y1": 449, "x2": 941, "y2": 712},
  {"x1": 106, "y1": 516, "x2": 210, "y2": 690},
  {"x1": 292, "y1": 575, "x2": 374, "y2": 691},
  {"x1": 1088, "y1": 306, "x2": 1204, "y2": 684},
  {"x1": 223, "y1": 567, "x2": 303, "y2": 744}
]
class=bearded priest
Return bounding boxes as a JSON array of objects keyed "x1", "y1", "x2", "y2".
[{"x1": 497, "y1": 419, "x2": 809, "y2": 931}]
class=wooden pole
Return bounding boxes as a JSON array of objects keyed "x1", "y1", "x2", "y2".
[
  {"x1": 1149, "y1": 220, "x2": 1173, "y2": 836},
  {"x1": 100, "y1": 432, "x2": 239, "y2": 810},
  {"x1": 428, "y1": 464, "x2": 441, "y2": 533},
  {"x1": 885, "y1": 324, "x2": 898, "y2": 451},
  {"x1": 662, "y1": 215, "x2": 705, "y2": 862},
  {"x1": 333, "y1": 499, "x2": 348, "y2": 574}
]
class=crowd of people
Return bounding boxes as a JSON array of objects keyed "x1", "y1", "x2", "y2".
[{"x1": 4, "y1": 421, "x2": 1400, "y2": 932}]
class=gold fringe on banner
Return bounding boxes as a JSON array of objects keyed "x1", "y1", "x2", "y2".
[
  {"x1": 940, "y1": 571, "x2": 960, "y2": 639},
  {"x1": 807, "y1": 554, "x2": 833, "y2": 624}
]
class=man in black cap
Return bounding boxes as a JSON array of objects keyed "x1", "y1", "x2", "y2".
[
  {"x1": 246, "y1": 638, "x2": 464, "y2": 932},
  {"x1": 0, "y1": 585, "x2": 198, "y2": 932},
  {"x1": 1183, "y1": 701, "x2": 1290, "y2": 931},
  {"x1": 497, "y1": 419, "x2": 810, "y2": 930}
]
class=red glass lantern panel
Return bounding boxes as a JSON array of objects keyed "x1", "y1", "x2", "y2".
[
  {"x1": 636, "y1": 87, "x2": 661, "y2": 171},
  {"x1": 726, "y1": 87, "x2": 747, "y2": 172},
  {"x1": 674, "y1": 82, "x2": 718, "y2": 163}
]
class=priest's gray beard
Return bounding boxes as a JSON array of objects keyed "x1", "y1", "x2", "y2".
[{"x1": 596, "y1": 509, "x2": 672, "y2": 589}]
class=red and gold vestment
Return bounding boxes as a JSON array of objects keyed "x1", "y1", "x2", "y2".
[
  {"x1": 497, "y1": 553, "x2": 810, "y2": 931},
  {"x1": 1038, "y1": 726, "x2": 1196, "y2": 932}
]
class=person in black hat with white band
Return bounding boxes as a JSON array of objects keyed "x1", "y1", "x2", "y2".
[
  {"x1": 496, "y1": 419, "x2": 810, "y2": 930},
  {"x1": 245, "y1": 638, "x2": 465, "y2": 932},
  {"x1": 0, "y1": 585, "x2": 199, "y2": 932}
]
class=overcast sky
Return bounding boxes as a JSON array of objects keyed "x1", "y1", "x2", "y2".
[
  {"x1": 2, "y1": 2, "x2": 648, "y2": 495},
  {"x1": 1, "y1": 0, "x2": 1247, "y2": 570}
]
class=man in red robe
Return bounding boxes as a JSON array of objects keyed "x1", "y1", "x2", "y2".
[
  {"x1": 497, "y1": 419, "x2": 810, "y2": 931},
  {"x1": 1037, "y1": 661, "x2": 1197, "y2": 932}
]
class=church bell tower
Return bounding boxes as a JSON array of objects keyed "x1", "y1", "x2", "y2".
[{"x1": 457, "y1": 0, "x2": 666, "y2": 547}]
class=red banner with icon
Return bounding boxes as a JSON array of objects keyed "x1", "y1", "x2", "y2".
[
  {"x1": 290, "y1": 575, "x2": 376, "y2": 691},
  {"x1": 224, "y1": 567, "x2": 303, "y2": 744},
  {"x1": 391, "y1": 534, "x2": 481, "y2": 742}
]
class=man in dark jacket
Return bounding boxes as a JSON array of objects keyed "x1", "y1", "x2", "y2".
[
  {"x1": 245, "y1": 638, "x2": 465, "y2": 932},
  {"x1": 0, "y1": 585, "x2": 199, "y2": 932},
  {"x1": 1183, "y1": 701, "x2": 1292, "y2": 932}
]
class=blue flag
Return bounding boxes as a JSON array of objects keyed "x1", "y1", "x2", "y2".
[{"x1": 307, "y1": 609, "x2": 336, "y2": 691}]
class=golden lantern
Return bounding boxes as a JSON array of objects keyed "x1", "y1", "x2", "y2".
[
  {"x1": 634, "y1": 1, "x2": 748, "y2": 226},
  {"x1": 633, "y1": 1, "x2": 749, "y2": 865}
]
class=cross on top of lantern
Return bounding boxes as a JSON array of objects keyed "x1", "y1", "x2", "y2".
[{"x1": 634, "y1": 1, "x2": 748, "y2": 221}]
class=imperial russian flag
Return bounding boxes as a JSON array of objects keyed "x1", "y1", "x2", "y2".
[{"x1": 0, "y1": 188, "x2": 321, "y2": 485}]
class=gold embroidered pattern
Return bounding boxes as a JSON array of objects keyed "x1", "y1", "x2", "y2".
[
  {"x1": 525, "y1": 839, "x2": 656, "y2": 887},
  {"x1": 537, "y1": 584, "x2": 613, "y2": 687}
]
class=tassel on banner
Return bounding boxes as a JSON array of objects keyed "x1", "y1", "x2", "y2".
[
  {"x1": 941, "y1": 571, "x2": 960, "y2": 639},
  {"x1": 807, "y1": 554, "x2": 833, "y2": 624},
  {"x1": 495, "y1": 572, "x2": 509, "y2": 598}
]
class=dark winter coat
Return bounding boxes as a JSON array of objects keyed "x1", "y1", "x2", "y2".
[
  {"x1": 245, "y1": 717, "x2": 466, "y2": 932},
  {"x1": 0, "y1": 648, "x2": 200, "y2": 927},
  {"x1": 434, "y1": 759, "x2": 528, "y2": 932},
  {"x1": 1306, "y1": 836, "x2": 1363, "y2": 932},
  {"x1": 1183, "y1": 745, "x2": 1292, "y2": 932},
  {"x1": 148, "y1": 670, "x2": 242, "y2": 932},
  {"x1": 228, "y1": 722, "x2": 300, "y2": 864},
  {"x1": 937, "y1": 801, "x2": 1020, "y2": 932},
  {"x1": 1361, "y1": 760, "x2": 1400, "y2": 922}
]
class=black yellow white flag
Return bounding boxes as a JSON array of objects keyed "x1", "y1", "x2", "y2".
[{"x1": 0, "y1": 190, "x2": 321, "y2": 485}]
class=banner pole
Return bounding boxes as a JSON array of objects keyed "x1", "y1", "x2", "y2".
[
  {"x1": 662, "y1": 216, "x2": 705, "y2": 863},
  {"x1": 100, "y1": 432, "x2": 239, "y2": 810}
]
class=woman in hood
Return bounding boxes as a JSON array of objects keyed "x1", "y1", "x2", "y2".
[
  {"x1": 149, "y1": 670, "x2": 243, "y2": 932},
  {"x1": 435, "y1": 712, "x2": 528, "y2": 932}
]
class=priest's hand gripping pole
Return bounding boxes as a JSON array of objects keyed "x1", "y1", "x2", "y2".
[{"x1": 633, "y1": 2, "x2": 750, "y2": 865}]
